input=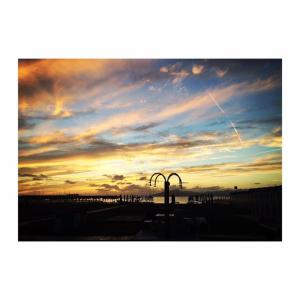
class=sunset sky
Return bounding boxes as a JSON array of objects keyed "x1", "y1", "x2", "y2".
[{"x1": 18, "y1": 59, "x2": 282, "y2": 195}]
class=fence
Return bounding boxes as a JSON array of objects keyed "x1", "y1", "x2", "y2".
[{"x1": 230, "y1": 186, "x2": 282, "y2": 221}]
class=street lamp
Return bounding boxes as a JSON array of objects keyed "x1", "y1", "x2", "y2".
[
  {"x1": 149, "y1": 172, "x2": 183, "y2": 239},
  {"x1": 149, "y1": 172, "x2": 183, "y2": 206}
]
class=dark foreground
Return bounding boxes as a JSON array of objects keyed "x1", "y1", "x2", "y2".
[{"x1": 19, "y1": 188, "x2": 282, "y2": 241}]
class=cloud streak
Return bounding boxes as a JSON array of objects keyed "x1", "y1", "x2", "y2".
[{"x1": 18, "y1": 59, "x2": 282, "y2": 194}]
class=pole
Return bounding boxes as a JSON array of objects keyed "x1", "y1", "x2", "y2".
[
  {"x1": 164, "y1": 181, "x2": 170, "y2": 239},
  {"x1": 164, "y1": 181, "x2": 170, "y2": 206}
]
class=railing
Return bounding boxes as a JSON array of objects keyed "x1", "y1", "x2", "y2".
[
  {"x1": 229, "y1": 186, "x2": 282, "y2": 220},
  {"x1": 18, "y1": 194, "x2": 154, "y2": 204}
]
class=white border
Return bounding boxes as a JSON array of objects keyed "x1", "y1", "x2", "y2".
[{"x1": 1, "y1": 1, "x2": 299, "y2": 300}]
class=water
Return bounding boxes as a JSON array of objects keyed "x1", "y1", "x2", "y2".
[{"x1": 153, "y1": 196, "x2": 189, "y2": 204}]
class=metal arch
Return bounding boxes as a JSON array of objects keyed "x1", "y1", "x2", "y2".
[
  {"x1": 154, "y1": 173, "x2": 166, "y2": 187},
  {"x1": 167, "y1": 173, "x2": 183, "y2": 189},
  {"x1": 149, "y1": 172, "x2": 166, "y2": 186}
]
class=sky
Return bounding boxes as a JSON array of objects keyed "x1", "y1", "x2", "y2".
[{"x1": 18, "y1": 59, "x2": 282, "y2": 195}]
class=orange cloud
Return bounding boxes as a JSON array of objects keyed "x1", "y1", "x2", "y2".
[
  {"x1": 28, "y1": 131, "x2": 68, "y2": 145},
  {"x1": 192, "y1": 64, "x2": 204, "y2": 75},
  {"x1": 18, "y1": 59, "x2": 151, "y2": 116}
]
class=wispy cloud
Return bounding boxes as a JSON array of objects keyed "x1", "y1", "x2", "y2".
[
  {"x1": 156, "y1": 76, "x2": 279, "y2": 122},
  {"x1": 18, "y1": 59, "x2": 282, "y2": 194},
  {"x1": 215, "y1": 67, "x2": 228, "y2": 78},
  {"x1": 65, "y1": 180, "x2": 76, "y2": 184}
]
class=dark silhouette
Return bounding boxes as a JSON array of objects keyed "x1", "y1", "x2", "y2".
[
  {"x1": 149, "y1": 172, "x2": 183, "y2": 205},
  {"x1": 18, "y1": 185, "x2": 282, "y2": 241},
  {"x1": 149, "y1": 172, "x2": 183, "y2": 238}
]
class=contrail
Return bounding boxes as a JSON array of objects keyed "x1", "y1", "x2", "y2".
[
  {"x1": 256, "y1": 148, "x2": 281, "y2": 155},
  {"x1": 208, "y1": 92, "x2": 242, "y2": 144}
]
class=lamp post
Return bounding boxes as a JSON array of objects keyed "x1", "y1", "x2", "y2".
[
  {"x1": 149, "y1": 172, "x2": 183, "y2": 239},
  {"x1": 149, "y1": 172, "x2": 183, "y2": 205}
]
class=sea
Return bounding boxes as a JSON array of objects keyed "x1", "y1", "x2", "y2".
[{"x1": 153, "y1": 196, "x2": 188, "y2": 204}]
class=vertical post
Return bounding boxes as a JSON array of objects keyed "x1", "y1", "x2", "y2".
[
  {"x1": 164, "y1": 181, "x2": 170, "y2": 239},
  {"x1": 164, "y1": 181, "x2": 170, "y2": 206}
]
